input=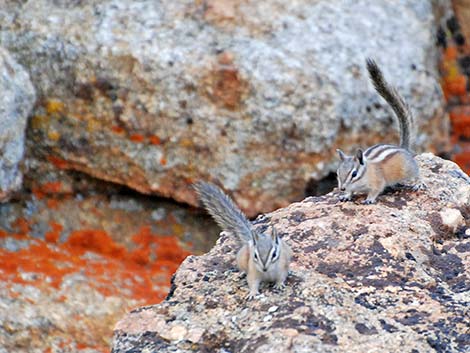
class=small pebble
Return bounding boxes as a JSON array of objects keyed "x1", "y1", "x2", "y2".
[
  {"x1": 282, "y1": 328, "x2": 299, "y2": 337},
  {"x1": 268, "y1": 305, "x2": 279, "y2": 313},
  {"x1": 160, "y1": 325, "x2": 187, "y2": 341},
  {"x1": 263, "y1": 314, "x2": 272, "y2": 322},
  {"x1": 440, "y1": 208, "x2": 464, "y2": 232}
]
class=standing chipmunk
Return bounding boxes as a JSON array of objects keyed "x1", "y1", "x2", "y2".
[
  {"x1": 336, "y1": 59, "x2": 422, "y2": 204},
  {"x1": 194, "y1": 181, "x2": 292, "y2": 299}
]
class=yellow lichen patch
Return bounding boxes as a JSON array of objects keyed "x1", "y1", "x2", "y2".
[
  {"x1": 171, "y1": 222, "x2": 185, "y2": 237},
  {"x1": 46, "y1": 99, "x2": 65, "y2": 115},
  {"x1": 445, "y1": 62, "x2": 460, "y2": 80},
  {"x1": 31, "y1": 115, "x2": 51, "y2": 130},
  {"x1": 87, "y1": 118, "x2": 101, "y2": 132},
  {"x1": 47, "y1": 129, "x2": 61, "y2": 142},
  {"x1": 179, "y1": 138, "x2": 194, "y2": 148}
]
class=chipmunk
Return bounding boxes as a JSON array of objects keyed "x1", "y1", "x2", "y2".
[
  {"x1": 336, "y1": 59, "x2": 421, "y2": 204},
  {"x1": 194, "y1": 181, "x2": 292, "y2": 299}
]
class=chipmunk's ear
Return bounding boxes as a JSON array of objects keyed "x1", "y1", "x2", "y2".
[
  {"x1": 270, "y1": 226, "x2": 279, "y2": 244},
  {"x1": 356, "y1": 149, "x2": 364, "y2": 165},
  {"x1": 336, "y1": 149, "x2": 346, "y2": 161}
]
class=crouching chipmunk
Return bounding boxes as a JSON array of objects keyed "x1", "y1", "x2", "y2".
[
  {"x1": 194, "y1": 181, "x2": 292, "y2": 299},
  {"x1": 336, "y1": 59, "x2": 423, "y2": 204}
]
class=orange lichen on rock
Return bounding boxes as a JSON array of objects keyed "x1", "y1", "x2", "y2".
[
  {"x1": 0, "y1": 241, "x2": 76, "y2": 288},
  {"x1": 444, "y1": 46, "x2": 458, "y2": 61},
  {"x1": 12, "y1": 218, "x2": 30, "y2": 234},
  {"x1": 437, "y1": 25, "x2": 470, "y2": 176},
  {"x1": 0, "y1": 225, "x2": 190, "y2": 303},
  {"x1": 184, "y1": 176, "x2": 195, "y2": 184},
  {"x1": 130, "y1": 134, "x2": 145, "y2": 143},
  {"x1": 33, "y1": 181, "x2": 64, "y2": 201},
  {"x1": 47, "y1": 155, "x2": 70, "y2": 169},
  {"x1": 46, "y1": 198, "x2": 60, "y2": 209},
  {"x1": 443, "y1": 75, "x2": 467, "y2": 97},
  {"x1": 41, "y1": 181, "x2": 63, "y2": 194},
  {"x1": 453, "y1": 151, "x2": 470, "y2": 174},
  {"x1": 149, "y1": 135, "x2": 161, "y2": 145},
  {"x1": 66, "y1": 230, "x2": 127, "y2": 258},
  {"x1": 32, "y1": 186, "x2": 46, "y2": 200},
  {"x1": 111, "y1": 125, "x2": 125, "y2": 134},
  {"x1": 45, "y1": 222, "x2": 63, "y2": 243},
  {"x1": 450, "y1": 106, "x2": 470, "y2": 138},
  {"x1": 160, "y1": 157, "x2": 167, "y2": 166}
]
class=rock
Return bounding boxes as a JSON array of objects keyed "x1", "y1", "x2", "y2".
[
  {"x1": 0, "y1": 190, "x2": 218, "y2": 352},
  {"x1": 439, "y1": 208, "x2": 465, "y2": 233},
  {"x1": 0, "y1": 0, "x2": 448, "y2": 216},
  {"x1": 0, "y1": 47, "x2": 35, "y2": 201},
  {"x1": 160, "y1": 325, "x2": 188, "y2": 342},
  {"x1": 112, "y1": 154, "x2": 470, "y2": 353}
]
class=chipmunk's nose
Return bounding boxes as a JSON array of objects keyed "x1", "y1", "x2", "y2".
[
  {"x1": 262, "y1": 268, "x2": 267, "y2": 272},
  {"x1": 340, "y1": 187, "x2": 345, "y2": 191}
]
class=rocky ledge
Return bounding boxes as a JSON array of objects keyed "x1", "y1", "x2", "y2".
[{"x1": 112, "y1": 154, "x2": 470, "y2": 353}]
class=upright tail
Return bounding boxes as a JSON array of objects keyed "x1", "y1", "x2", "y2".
[
  {"x1": 194, "y1": 181, "x2": 253, "y2": 243},
  {"x1": 366, "y1": 58, "x2": 415, "y2": 150}
]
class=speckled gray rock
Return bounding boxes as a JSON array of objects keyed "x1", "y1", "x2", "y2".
[
  {"x1": 112, "y1": 154, "x2": 470, "y2": 353},
  {"x1": 0, "y1": 47, "x2": 35, "y2": 201},
  {"x1": 0, "y1": 0, "x2": 448, "y2": 215}
]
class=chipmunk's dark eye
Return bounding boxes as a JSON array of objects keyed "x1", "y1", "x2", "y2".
[
  {"x1": 351, "y1": 170, "x2": 357, "y2": 178},
  {"x1": 254, "y1": 253, "x2": 258, "y2": 261},
  {"x1": 272, "y1": 251, "x2": 277, "y2": 259}
]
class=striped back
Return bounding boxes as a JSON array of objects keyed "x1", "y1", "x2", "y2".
[{"x1": 364, "y1": 144, "x2": 405, "y2": 164}]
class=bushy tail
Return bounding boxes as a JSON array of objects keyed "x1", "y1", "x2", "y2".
[
  {"x1": 194, "y1": 181, "x2": 253, "y2": 243},
  {"x1": 366, "y1": 58, "x2": 415, "y2": 150}
]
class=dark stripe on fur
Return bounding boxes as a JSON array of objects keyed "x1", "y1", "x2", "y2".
[
  {"x1": 365, "y1": 144, "x2": 399, "y2": 161},
  {"x1": 350, "y1": 164, "x2": 366, "y2": 184}
]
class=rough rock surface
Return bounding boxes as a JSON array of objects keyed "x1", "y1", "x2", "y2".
[
  {"x1": 113, "y1": 154, "x2": 470, "y2": 353},
  {"x1": 0, "y1": 0, "x2": 448, "y2": 216},
  {"x1": 0, "y1": 47, "x2": 35, "y2": 201},
  {"x1": 0, "y1": 191, "x2": 217, "y2": 353}
]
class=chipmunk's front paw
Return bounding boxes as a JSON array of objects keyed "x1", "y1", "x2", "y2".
[
  {"x1": 246, "y1": 291, "x2": 259, "y2": 300},
  {"x1": 362, "y1": 198, "x2": 376, "y2": 205},
  {"x1": 339, "y1": 194, "x2": 352, "y2": 202},
  {"x1": 273, "y1": 282, "x2": 285, "y2": 290},
  {"x1": 412, "y1": 182, "x2": 427, "y2": 191}
]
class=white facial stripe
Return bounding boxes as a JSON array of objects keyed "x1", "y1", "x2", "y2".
[
  {"x1": 269, "y1": 245, "x2": 279, "y2": 263},
  {"x1": 350, "y1": 165, "x2": 366, "y2": 184},
  {"x1": 345, "y1": 162, "x2": 362, "y2": 182},
  {"x1": 253, "y1": 250, "x2": 260, "y2": 262},
  {"x1": 345, "y1": 167, "x2": 356, "y2": 183},
  {"x1": 337, "y1": 169, "x2": 345, "y2": 188}
]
